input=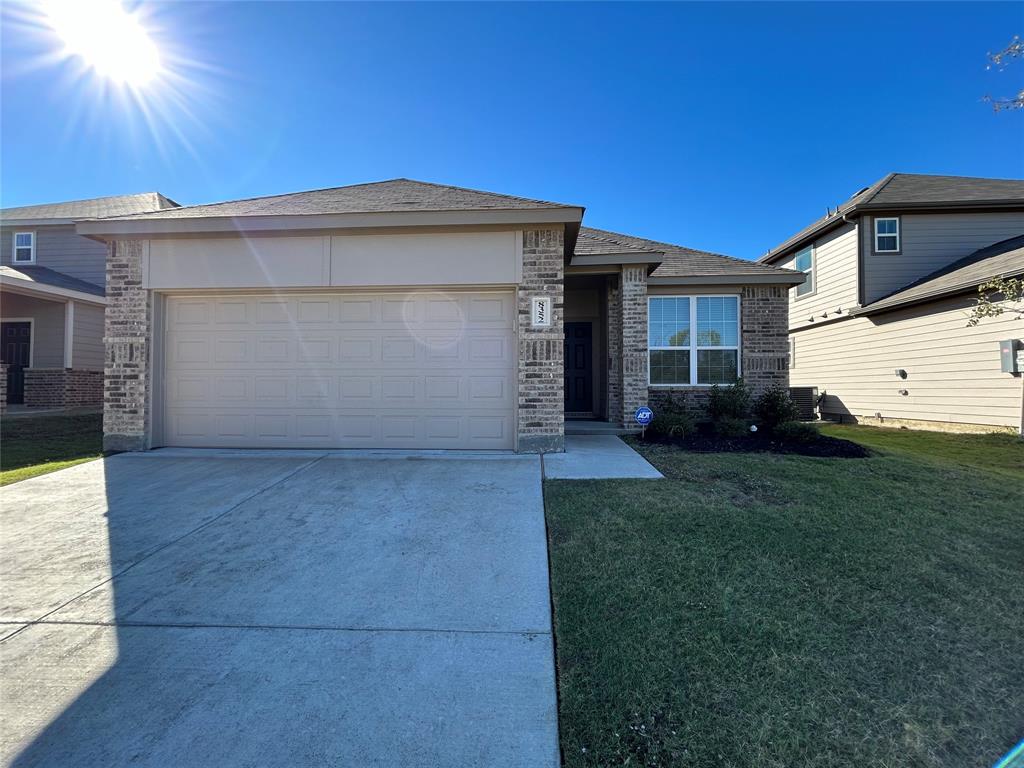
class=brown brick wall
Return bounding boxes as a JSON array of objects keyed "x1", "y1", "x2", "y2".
[
  {"x1": 104, "y1": 239, "x2": 151, "y2": 451},
  {"x1": 517, "y1": 228, "x2": 565, "y2": 452},
  {"x1": 648, "y1": 284, "x2": 790, "y2": 418},
  {"x1": 23, "y1": 368, "x2": 103, "y2": 408}
]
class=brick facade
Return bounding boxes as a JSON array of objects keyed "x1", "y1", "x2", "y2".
[
  {"x1": 606, "y1": 278, "x2": 623, "y2": 424},
  {"x1": 647, "y1": 284, "x2": 790, "y2": 417},
  {"x1": 23, "y1": 368, "x2": 103, "y2": 408},
  {"x1": 0, "y1": 364, "x2": 6, "y2": 414},
  {"x1": 517, "y1": 228, "x2": 565, "y2": 452},
  {"x1": 620, "y1": 267, "x2": 649, "y2": 426},
  {"x1": 104, "y1": 239, "x2": 152, "y2": 452}
]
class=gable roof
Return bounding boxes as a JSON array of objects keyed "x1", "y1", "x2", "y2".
[
  {"x1": 578, "y1": 226, "x2": 803, "y2": 284},
  {"x1": 854, "y1": 234, "x2": 1024, "y2": 316},
  {"x1": 1, "y1": 192, "x2": 178, "y2": 224},
  {"x1": 87, "y1": 179, "x2": 580, "y2": 220},
  {"x1": 761, "y1": 173, "x2": 1024, "y2": 263}
]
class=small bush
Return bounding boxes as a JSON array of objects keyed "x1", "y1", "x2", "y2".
[
  {"x1": 715, "y1": 416, "x2": 750, "y2": 438},
  {"x1": 753, "y1": 386, "x2": 799, "y2": 432},
  {"x1": 649, "y1": 410, "x2": 695, "y2": 438},
  {"x1": 774, "y1": 421, "x2": 819, "y2": 443},
  {"x1": 708, "y1": 379, "x2": 750, "y2": 421}
]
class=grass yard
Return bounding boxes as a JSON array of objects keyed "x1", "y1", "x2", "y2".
[
  {"x1": 545, "y1": 425, "x2": 1024, "y2": 767},
  {"x1": 0, "y1": 412, "x2": 104, "y2": 486}
]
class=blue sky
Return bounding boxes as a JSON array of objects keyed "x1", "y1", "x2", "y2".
[{"x1": 2, "y1": 1, "x2": 1021, "y2": 259}]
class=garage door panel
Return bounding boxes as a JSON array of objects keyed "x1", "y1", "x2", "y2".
[{"x1": 163, "y1": 291, "x2": 515, "y2": 449}]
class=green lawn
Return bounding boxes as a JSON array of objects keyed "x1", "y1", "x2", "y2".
[
  {"x1": 545, "y1": 426, "x2": 1024, "y2": 767},
  {"x1": 0, "y1": 412, "x2": 103, "y2": 486}
]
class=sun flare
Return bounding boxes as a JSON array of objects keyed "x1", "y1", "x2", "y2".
[{"x1": 44, "y1": 0, "x2": 161, "y2": 86}]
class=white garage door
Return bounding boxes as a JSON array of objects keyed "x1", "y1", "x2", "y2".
[{"x1": 161, "y1": 291, "x2": 516, "y2": 449}]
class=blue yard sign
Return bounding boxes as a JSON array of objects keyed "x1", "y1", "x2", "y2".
[{"x1": 634, "y1": 406, "x2": 654, "y2": 426}]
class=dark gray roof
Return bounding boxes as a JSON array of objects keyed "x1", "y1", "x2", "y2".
[
  {"x1": 578, "y1": 226, "x2": 801, "y2": 280},
  {"x1": 0, "y1": 265, "x2": 104, "y2": 296},
  {"x1": 1, "y1": 192, "x2": 178, "y2": 221},
  {"x1": 92, "y1": 179, "x2": 581, "y2": 220},
  {"x1": 762, "y1": 173, "x2": 1024, "y2": 263},
  {"x1": 855, "y1": 234, "x2": 1024, "y2": 316}
]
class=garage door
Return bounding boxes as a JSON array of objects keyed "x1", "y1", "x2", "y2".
[{"x1": 161, "y1": 291, "x2": 516, "y2": 449}]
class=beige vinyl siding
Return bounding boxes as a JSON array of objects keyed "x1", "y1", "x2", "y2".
[
  {"x1": 780, "y1": 223, "x2": 859, "y2": 330},
  {"x1": 863, "y1": 211, "x2": 1024, "y2": 304},
  {"x1": 0, "y1": 292, "x2": 66, "y2": 367},
  {"x1": 790, "y1": 295, "x2": 1023, "y2": 429},
  {"x1": 1, "y1": 225, "x2": 107, "y2": 286},
  {"x1": 72, "y1": 302, "x2": 104, "y2": 369}
]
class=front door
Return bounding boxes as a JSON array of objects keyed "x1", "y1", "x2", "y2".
[
  {"x1": 563, "y1": 322, "x2": 593, "y2": 415},
  {"x1": 1, "y1": 321, "x2": 31, "y2": 405}
]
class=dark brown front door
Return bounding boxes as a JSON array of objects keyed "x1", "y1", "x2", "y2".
[
  {"x1": 564, "y1": 322, "x2": 593, "y2": 414},
  {"x1": 1, "y1": 321, "x2": 31, "y2": 405}
]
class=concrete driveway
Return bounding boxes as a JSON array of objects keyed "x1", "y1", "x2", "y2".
[{"x1": 0, "y1": 451, "x2": 558, "y2": 767}]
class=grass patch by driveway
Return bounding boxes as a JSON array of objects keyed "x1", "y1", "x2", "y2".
[
  {"x1": 0, "y1": 412, "x2": 103, "y2": 486},
  {"x1": 545, "y1": 426, "x2": 1024, "y2": 767}
]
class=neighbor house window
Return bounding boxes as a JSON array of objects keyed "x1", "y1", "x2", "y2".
[
  {"x1": 793, "y1": 245, "x2": 814, "y2": 297},
  {"x1": 12, "y1": 232, "x2": 35, "y2": 264},
  {"x1": 874, "y1": 217, "x2": 900, "y2": 252},
  {"x1": 649, "y1": 295, "x2": 740, "y2": 386}
]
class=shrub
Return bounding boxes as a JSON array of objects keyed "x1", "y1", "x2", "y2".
[
  {"x1": 715, "y1": 416, "x2": 750, "y2": 438},
  {"x1": 649, "y1": 410, "x2": 695, "y2": 438},
  {"x1": 774, "y1": 421, "x2": 819, "y2": 443},
  {"x1": 708, "y1": 379, "x2": 750, "y2": 421},
  {"x1": 753, "y1": 385, "x2": 799, "y2": 432}
]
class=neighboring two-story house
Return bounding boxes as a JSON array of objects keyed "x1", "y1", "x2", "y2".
[
  {"x1": 0, "y1": 193, "x2": 178, "y2": 410},
  {"x1": 760, "y1": 173, "x2": 1024, "y2": 434}
]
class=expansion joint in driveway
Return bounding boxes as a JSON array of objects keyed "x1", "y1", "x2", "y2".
[{"x1": 0, "y1": 455, "x2": 327, "y2": 644}]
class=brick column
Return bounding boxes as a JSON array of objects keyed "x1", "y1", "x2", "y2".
[
  {"x1": 0, "y1": 364, "x2": 7, "y2": 415},
  {"x1": 606, "y1": 276, "x2": 623, "y2": 423},
  {"x1": 104, "y1": 239, "x2": 152, "y2": 452},
  {"x1": 517, "y1": 227, "x2": 564, "y2": 453},
  {"x1": 619, "y1": 266, "x2": 648, "y2": 426},
  {"x1": 740, "y1": 285, "x2": 790, "y2": 398}
]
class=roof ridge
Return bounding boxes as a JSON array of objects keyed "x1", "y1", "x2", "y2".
[
  {"x1": 859, "y1": 172, "x2": 898, "y2": 205},
  {"x1": 393, "y1": 177, "x2": 579, "y2": 209},
  {"x1": 586, "y1": 225, "x2": 766, "y2": 266}
]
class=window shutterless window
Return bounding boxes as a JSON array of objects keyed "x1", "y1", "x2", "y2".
[
  {"x1": 874, "y1": 217, "x2": 900, "y2": 252},
  {"x1": 648, "y1": 295, "x2": 740, "y2": 386},
  {"x1": 793, "y1": 245, "x2": 814, "y2": 297},
  {"x1": 12, "y1": 232, "x2": 35, "y2": 264}
]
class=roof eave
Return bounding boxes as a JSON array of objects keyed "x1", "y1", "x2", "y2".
[
  {"x1": 75, "y1": 206, "x2": 585, "y2": 240},
  {"x1": 570, "y1": 252, "x2": 665, "y2": 267},
  {"x1": 0, "y1": 274, "x2": 107, "y2": 305},
  {"x1": 852, "y1": 266, "x2": 1024, "y2": 317},
  {"x1": 649, "y1": 272, "x2": 805, "y2": 286},
  {"x1": 1, "y1": 218, "x2": 75, "y2": 227}
]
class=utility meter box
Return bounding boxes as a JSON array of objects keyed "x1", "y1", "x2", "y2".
[{"x1": 999, "y1": 339, "x2": 1021, "y2": 373}]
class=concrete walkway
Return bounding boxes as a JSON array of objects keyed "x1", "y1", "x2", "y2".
[
  {"x1": 0, "y1": 453, "x2": 558, "y2": 767},
  {"x1": 543, "y1": 435, "x2": 664, "y2": 479}
]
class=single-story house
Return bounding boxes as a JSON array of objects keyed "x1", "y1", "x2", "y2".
[{"x1": 73, "y1": 179, "x2": 802, "y2": 452}]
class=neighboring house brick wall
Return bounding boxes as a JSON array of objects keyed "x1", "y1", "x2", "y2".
[
  {"x1": 24, "y1": 368, "x2": 103, "y2": 407},
  {"x1": 648, "y1": 284, "x2": 790, "y2": 417},
  {"x1": 104, "y1": 239, "x2": 151, "y2": 452},
  {"x1": 517, "y1": 227, "x2": 565, "y2": 452}
]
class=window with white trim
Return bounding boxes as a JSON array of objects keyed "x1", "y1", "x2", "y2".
[
  {"x1": 649, "y1": 295, "x2": 740, "y2": 386},
  {"x1": 874, "y1": 217, "x2": 900, "y2": 252},
  {"x1": 13, "y1": 232, "x2": 35, "y2": 264},
  {"x1": 793, "y1": 245, "x2": 814, "y2": 297}
]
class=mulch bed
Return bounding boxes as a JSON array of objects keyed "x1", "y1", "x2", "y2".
[{"x1": 633, "y1": 429, "x2": 871, "y2": 458}]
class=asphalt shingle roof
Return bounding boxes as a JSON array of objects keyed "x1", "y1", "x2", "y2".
[
  {"x1": 1, "y1": 192, "x2": 178, "y2": 221},
  {"x1": 0, "y1": 265, "x2": 104, "y2": 296},
  {"x1": 92, "y1": 179, "x2": 581, "y2": 220},
  {"x1": 762, "y1": 173, "x2": 1024, "y2": 262},
  {"x1": 856, "y1": 234, "x2": 1024, "y2": 315},
  {"x1": 578, "y1": 226, "x2": 800, "y2": 279}
]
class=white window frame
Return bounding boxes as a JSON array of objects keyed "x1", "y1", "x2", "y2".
[
  {"x1": 874, "y1": 217, "x2": 900, "y2": 253},
  {"x1": 648, "y1": 294, "x2": 742, "y2": 387},
  {"x1": 792, "y1": 245, "x2": 815, "y2": 299},
  {"x1": 12, "y1": 231, "x2": 36, "y2": 264}
]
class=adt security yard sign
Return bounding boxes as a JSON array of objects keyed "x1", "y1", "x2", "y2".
[{"x1": 634, "y1": 406, "x2": 654, "y2": 426}]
